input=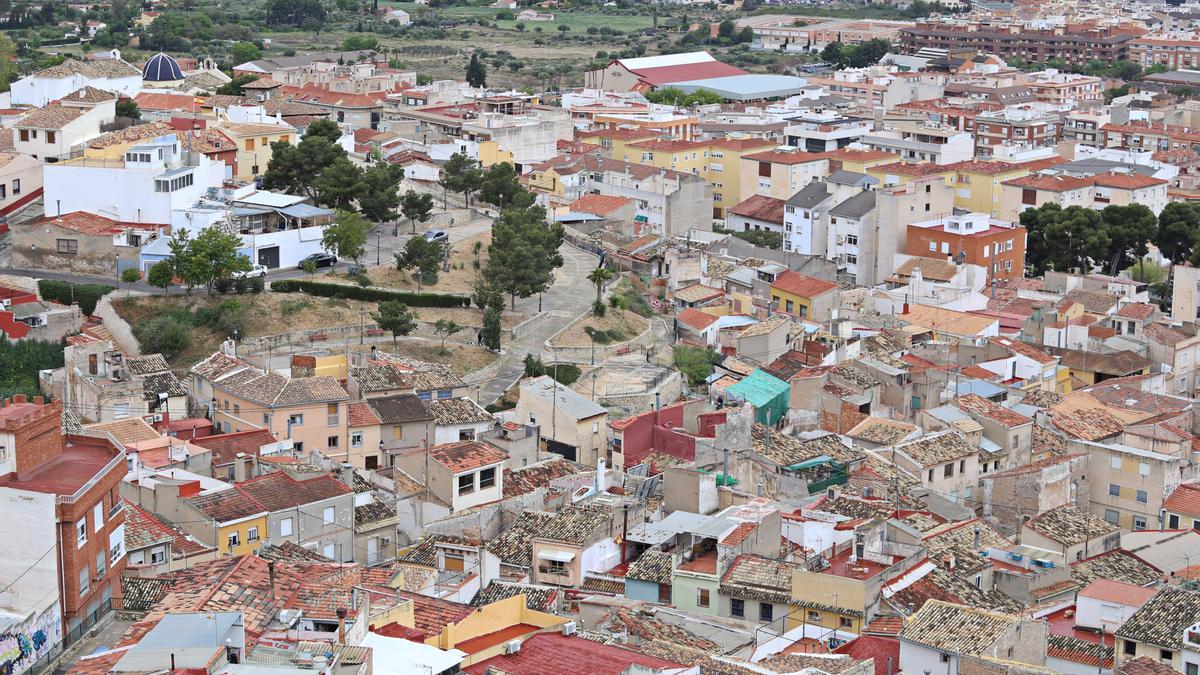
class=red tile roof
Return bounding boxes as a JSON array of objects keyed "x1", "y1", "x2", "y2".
[
  {"x1": 1002, "y1": 173, "x2": 1093, "y2": 191},
  {"x1": 133, "y1": 92, "x2": 197, "y2": 111},
  {"x1": 464, "y1": 633, "x2": 685, "y2": 674},
  {"x1": 629, "y1": 61, "x2": 747, "y2": 86},
  {"x1": 720, "y1": 522, "x2": 757, "y2": 546},
  {"x1": 193, "y1": 429, "x2": 278, "y2": 465},
  {"x1": 742, "y1": 149, "x2": 830, "y2": 165},
  {"x1": 429, "y1": 440, "x2": 507, "y2": 472},
  {"x1": 728, "y1": 194, "x2": 785, "y2": 224},
  {"x1": 569, "y1": 192, "x2": 632, "y2": 216},
  {"x1": 1164, "y1": 483, "x2": 1200, "y2": 518},
  {"x1": 394, "y1": 590, "x2": 475, "y2": 639},
  {"x1": 771, "y1": 270, "x2": 838, "y2": 299},
  {"x1": 872, "y1": 161, "x2": 951, "y2": 176},
  {"x1": 1091, "y1": 172, "x2": 1167, "y2": 189},
  {"x1": 834, "y1": 635, "x2": 900, "y2": 675},
  {"x1": 676, "y1": 307, "x2": 719, "y2": 330},
  {"x1": 941, "y1": 159, "x2": 1023, "y2": 175},
  {"x1": 236, "y1": 471, "x2": 351, "y2": 511},
  {"x1": 35, "y1": 211, "x2": 124, "y2": 235},
  {"x1": 1078, "y1": 579, "x2": 1157, "y2": 606},
  {"x1": 348, "y1": 401, "x2": 380, "y2": 427}
]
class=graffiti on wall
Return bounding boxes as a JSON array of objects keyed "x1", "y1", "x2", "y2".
[{"x1": 0, "y1": 602, "x2": 61, "y2": 675}]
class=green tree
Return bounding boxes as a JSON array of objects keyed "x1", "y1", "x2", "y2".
[
  {"x1": 433, "y1": 319, "x2": 461, "y2": 350},
  {"x1": 301, "y1": 259, "x2": 318, "y2": 277},
  {"x1": 821, "y1": 41, "x2": 843, "y2": 67},
  {"x1": 717, "y1": 19, "x2": 735, "y2": 38},
  {"x1": 134, "y1": 316, "x2": 191, "y2": 359},
  {"x1": 0, "y1": 34, "x2": 17, "y2": 93},
  {"x1": 216, "y1": 74, "x2": 258, "y2": 96},
  {"x1": 478, "y1": 162, "x2": 533, "y2": 209},
  {"x1": 439, "y1": 153, "x2": 483, "y2": 207},
  {"x1": 465, "y1": 52, "x2": 487, "y2": 88},
  {"x1": 115, "y1": 97, "x2": 140, "y2": 120},
  {"x1": 1128, "y1": 257, "x2": 1167, "y2": 285},
  {"x1": 1044, "y1": 206, "x2": 1111, "y2": 273},
  {"x1": 120, "y1": 267, "x2": 140, "y2": 288},
  {"x1": 847, "y1": 38, "x2": 891, "y2": 67},
  {"x1": 399, "y1": 189, "x2": 434, "y2": 235},
  {"x1": 193, "y1": 226, "x2": 251, "y2": 295},
  {"x1": 359, "y1": 163, "x2": 404, "y2": 225},
  {"x1": 263, "y1": 121, "x2": 346, "y2": 200},
  {"x1": 674, "y1": 345, "x2": 717, "y2": 386},
  {"x1": 1156, "y1": 202, "x2": 1200, "y2": 265},
  {"x1": 485, "y1": 205, "x2": 563, "y2": 309},
  {"x1": 322, "y1": 210, "x2": 370, "y2": 269},
  {"x1": 147, "y1": 260, "x2": 174, "y2": 294},
  {"x1": 395, "y1": 235, "x2": 446, "y2": 284},
  {"x1": 314, "y1": 156, "x2": 364, "y2": 210},
  {"x1": 372, "y1": 300, "x2": 416, "y2": 345},
  {"x1": 229, "y1": 41, "x2": 262, "y2": 65},
  {"x1": 587, "y1": 265, "x2": 613, "y2": 304},
  {"x1": 1099, "y1": 203, "x2": 1157, "y2": 274},
  {"x1": 265, "y1": 0, "x2": 327, "y2": 26}
]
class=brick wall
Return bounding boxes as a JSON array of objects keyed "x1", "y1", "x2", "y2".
[{"x1": 1, "y1": 396, "x2": 65, "y2": 477}]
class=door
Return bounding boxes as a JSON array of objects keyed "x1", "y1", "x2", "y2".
[
  {"x1": 367, "y1": 537, "x2": 379, "y2": 565},
  {"x1": 258, "y1": 246, "x2": 280, "y2": 269}
]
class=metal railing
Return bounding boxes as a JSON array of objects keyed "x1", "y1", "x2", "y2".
[
  {"x1": 59, "y1": 452, "x2": 126, "y2": 504},
  {"x1": 64, "y1": 599, "x2": 111, "y2": 646}
]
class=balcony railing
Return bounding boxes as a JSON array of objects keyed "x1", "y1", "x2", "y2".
[{"x1": 59, "y1": 451, "x2": 126, "y2": 504}]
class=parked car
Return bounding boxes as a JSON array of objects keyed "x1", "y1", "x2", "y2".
[
  {"x1": 231, "y1": 263, "x2": 268, "y2": 279},
  {"x1": 298, "y1": 252, "x2": 338, "y2": 269},
  {"x1": 424, "y1": 229, "x2": 449, "y2": 243}
]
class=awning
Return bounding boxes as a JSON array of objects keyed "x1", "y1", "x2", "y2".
[
  {"x1": 537, "y1": 549, "x2": 576, "y2": 562},
  {"x1": 278, "y1": 203, "x2": 334, "y2": 219},
  {"x1": 634, "y1": 215, "x2": 649, "y2": 222}
]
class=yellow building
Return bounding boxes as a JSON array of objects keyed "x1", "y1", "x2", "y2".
[
  {"x1": 619, "y1": 136, "x2": 777, "y2": 219},
  {"x1": 789, "y1": 564, "x2": 867, "y2": 633},
  {"x1": 576, "y1": 128, "x2": 662, "y2": 161},
  {"x1": 825, "y1": 147, "x2": 899, "y2": 174},
  {"x1": 182, "y1": 489, "x2": 268, "y2": 556},
  {"x1": 769, "y1": 270, "x2": 840, "y2": 322},
  {"x1": 220, "y1": 122, "x2": 295, "y2": 181},
  {"x1": 941, "y1": 160, "x2": 1033, "y2": 217}
]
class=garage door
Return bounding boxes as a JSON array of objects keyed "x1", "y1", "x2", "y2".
[{"x1": 258, "y1": 246, "x2": 280, "y2": 269}]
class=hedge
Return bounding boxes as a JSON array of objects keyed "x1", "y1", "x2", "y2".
[
  {"x1": 271, "y1": 279, "x2": 471, "y2": 308},
  {"x1": 38, "y1": 280, "x2": 115, "y2": 316}
]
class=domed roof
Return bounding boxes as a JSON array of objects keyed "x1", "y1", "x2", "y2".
[{"x1": 143, "y1": 53, "x2": 183, "y2": 82}]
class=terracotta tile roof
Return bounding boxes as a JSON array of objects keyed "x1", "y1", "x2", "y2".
[
  {"x1": 471, "y1": 581, "x2": 559, "y2": 612},
  {"x1": 728, "y1": 194, "x2": 785, "y2": 224},
  {"x1": 676, "y1": 307, "x2": 719, "y2": 330},
  {"x1": 1115, "y1": 586, "x2": 1200, "y2": 650},
  {"x1": 279, "y1": 85, "x2": 386, "y2": 109},
  {"x1": 673, "y1": 284, "x2": 725, "y2": 304},
  {"x1": 1070, "y1": 549, "x2": 1163, "y2": 589},
  {"x1": 121, "y1": 499, "x2": 177, "y2": 550},
  {"x1": 835, "y1": 635, "x2": 901, "y2": 675},
  {"x1": 719, "y1": 554, "x2": 795, "y2": 605},
  {"x1": 392, "y1": 590, "x2": 473, "y2": 639},
  {"x1": 569, "y1": 192, "x2": 632, "y2": 216},
  {"x1": 846, "y1": 417, "x2": 916, "y2": 446},
  {"x1": 1164, "y1": 482, "x2": 1200, "y2": 519},
  {"x1": 602, "y1": 608, "x2": 716, "y2": 650},
  {"x1": 941, "y1": 159, "x2": 1022, "y2": 175},
  {"x1": 349, "y1": 364, "x2": 412, "y2": 392},
  {"x1": 63, "y1": 85, "x2": 117, "y2": 103},
  {"x1": 535, "y1": 506, "x2": 610, "y2": 545},
  {"x1": 1079, "y1": 579, "x2": 1157, "y2": 606},
  {"x1": 464, "y1": 633, "x2": 685, "y2": 675},
  {"x1": 486, "y1": 510, "x2": 555, "y2": 568},
  {"x1": 429, "y1": 440, "x2": 506, "y2": 472},
  {"x1": 771, "y1": 270, "x2": 838, "y2": 299},
  {"x1": 742, "y1": 148, "x2": 830, "y2": 165},
  {"x1": 1002, "y1": 173, "x2": 1094, "y2": 191},
  {"x1": 1049, "y1": 407, "x2": 1125, "y2": 441},
  {"x1": 899, "y1": 600, "x2": 1018, "y2": 655},
  {"x1": 425, "y1": 397, "x2": 494, "y2": 427},
  {"x1": 216, "y1": 368, "x2": 348, "y2": 407},
  {"x1": 1118, "y1": 657, "x2": 1179, "y2": 675},
  {"x1": 923, "y1": 519, "x2": 1011, "y2": 573},
  {"x1": 1115, "y1": 303, "x2": 1157, "y2": 320},
  {"x1": 721, "y1": 522, "x2": 758, "y2": 546},
  {"x1": 84, "y1": 417, "x2": 160, "y2": 444},
  {"x1": 1049, "y1": 633, "x2": 1114, "y2": 669},
  {"x1": 367, "y1": 393, "x2": 433, "y2": 424},
  {"x1": 126, "y1": 353, "x2": 170, "y2": 375},
  {"x1": 873, "y1": 161, "x2": 951, "y2": 177},
  {"x1": 951, "y1": 393, "x2": 1032, "y2": 427},
  {"x1": 237, "y1": 471, "x2": 350, "y2": 511},
  {"x1": 1024, "y1": 504, "x2": 1119, "y2": 547},
  {"x1": 625, "y1": 548, "x2": 674, "y2": 585},
  {"x1": 17, "y1": 104, "x2": 87, "y2": 129},
  {"x1": 398, "y1": 534, "x2": 480, "y2": 567},
  {"x1": 354, "y1": 499, "x2": 396, "y2": 527},
  {"x1": 120, "y1": 576, "x2": 174, "y2": 612},
  {"x1": 863, "y1": 617, "x2": 903, "y2": 636},
  {"x1": 900, "y1": 303, "x2": 997, "y2": 337},
  {"x1": 347, "y1": 401, "x2": 380, "y2": 427},
  {"x1": 256, "y1": 540, "x2": 331, "y2": 562},
  {"x1": 34, "y1": 211, "x2": 124, "y2": 235},
  {"x1": 888, "y1": 567, "x2": 1019, "y2": 615},
  {"x1": 503, "y1": 458, "x2": 581, "y2": 498},
  {"x1": 581, "y1": 576, "x2": 626, "y2": 594},
  {"x1": 895, "y1": 430, "x2": 978, "y2": 467},
  {"x1": 133, "y1": 92, "x2": 196, "y2": 111},
  {"x1": 192, "y1": 429, "x2": 277, "y2": 465},
  {"x1": 1091, "y1": 172, "x2": 1167, "y2": 189},
  {"x1": 990, "y1": 336, "x2": 1056, "y2": 365}
]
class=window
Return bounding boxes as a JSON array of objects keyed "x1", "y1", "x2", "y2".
[
  {"x1": 18, "y1": 129, "x2": 27, "y2": 142},
  {"x1": 327, "y1": 403, "x2": 339, "y2": 426},
  {"x1": 758, "y1": 162, "x2": 771, "y2": 178},
  {"x1": 1022, "y1": 188, "x2": 1037, "y2": 205},
  {"x1": 245, "y1": 139, "x2": 255, "y2": 151},
  {"x1": 944, "y1": 463, "x2": 954, "y2": 478},
  {"x1": 807, "y1": 610, "x2": 820, "y2": 622},
  {"x1": 228, "y1": 531, "x2": 240, "y2": 548},
  {"x1": 839, "y1": 617, "x2": 853, "y2": 629},
  {"x1": 846, "y1": 234, "x2": 858, "y2": 245},
  {"x1": 150, "y1": 549, "x2": 166, "y2": 564},
  {"x1": 940, "y1": 653, "x2": 951, "y2": 663},
  {"x1": 1109, "y1": 484, "x2": 1121, "y2": 497},
  {"x1": 280, "y1": 517, "x2": 294, "y2": 537},
  {"x1": 1134, "y1": 516, "x2": 1148, "y2": 531},
  {"x1": 1187, "y1": 663, "x2": 1198, "y2": 675},
  {"x1": 323, "y1": 506, "x2": 335, "y2": 524},
  {"x1": 233, "y1": 404, "x2": 240, "y2": 415},
  {"x1": 959, "y1": 459, "x2": 965, "y2": 472},
  {"x1": 1170, "y1": 514, "x2": 1181, "y2": 529},
  {"x1": 1105, "y1": 509, "x2": 1120, "y2": 524},
  {"x1": 479, "y1": 467, "x2": 496, "y2": 489},
  {"x1": 288, "y1": 414, "x2": 303, "y2": 426},
  {"x1": 592, "y1": 421, "x2": 600, "y2": 433},
  {"x1": 1125, "y1": 640, "x2": 1139, "y2": 656},
  {"x1": 248, "y1": 526, "x2": 259, "y2": 541},
  {"x1": 697, "y1": 588, "x2": 710, "y2": 608},
  {"x1": 927, "y1": 469, "x2": 934, "y2": 481},
  {"x1": 546, "y1": 559, "x2": 567, "y2": 575},
  {"x1": 13, "y1": 179, "x2": 20, "y2": 195},
  {"x1": 0, "y1": 185, "x2": 6, "y2": 200},
  {"x1": 730, "y1": 598, "x2": 744, "y2": 617},
  {"x1": 79, "y1": 568, "x2": 90, "y2": 597},
  {"x1": 351, "y1": 432, "x2": 363, "y2": 448},
  {"x1": 1136, "y1": 489, "x2": 1148, "y2": 503},
  {"x1": 76, "y1": 519, "x2": 87, "y2": 546},
  {"x1": 458, "y1": 473, "x2": 475, "y2": 495},
  {"x1": 327, "y1": 435, "x2": 339, "y2": 448},
  {"x1": 1111, "y1": 456, "x2": 1121, "y2": 470},
  {"x1": 438, "y1": 389, "x2": 452, "y2": 400},
  {"x1": 759, "y1": 603, "x2": 774, "y2": 622},
  {"x1": 57, "y1": 239, "x2": 78, "y2": 254},
  {"x1": 94, "y1": 501, "x2": 104, "y2": 531},
  {"x1": 929, "y1": 241, "x2": 937, "y2": 251},
  {"x1": 1139, "y1": 462, "x2": 1150, "y2": 477},
  {"x1": 46, "y1": 131, "x2": 56, "y2": 144}
]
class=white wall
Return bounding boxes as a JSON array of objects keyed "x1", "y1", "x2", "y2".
[
  {"x1": 1076, "y1": 595, "x2": 1137, "y2": 633},
  {"x1": 900, "y1": 639, "x2": 959, "y2": 675},
  {"x1": 44, "y1": 153, "x2": 226, "y2": 224},
  {"x1": 434, "y1": 421, "x2": 493, "y2": 445},
  {"x1": 580, "y1": 538, "x2": 620, "y2": 576},
  {"x1": 11, "y1": 73, "x2": 141, "y2": 107},
  {"x1": 0, "y1": 488, "x2": 61, "y2": 614},
  {"x1": 239, "y1": 224, "x2": 327, "y2": 268}
]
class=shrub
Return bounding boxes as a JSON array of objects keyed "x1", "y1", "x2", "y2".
[
  {"x1": 280, "y1": 298, "x2": 311, "y2": 317},
  {"x1": 249, "y1": 276, "x2": 265, "y2": 293},
  {"x1": 584, "y1": 326, "x2": 625, "y2": 344},
  {"x1": 271, "y1": 279, "x2": 471, "y2": 308},
  {"x1": 214, "y1": 277, "x2": 233, "y2": 294},
  {"x1": 352, "y1": 273, "x2": 373, "y2": 287},
  {"x1": 233, "y1": 276, "x2": 251, "y2": 294},
  {"x1": 134, "y1": 316, "x2": 191, "y2": 359},
  {"x1": 37, "y1": 280, "x2": 114, "y2": 316},
  {"x1": 592, "y1": 300, "x2": 606, "y2": 317}
]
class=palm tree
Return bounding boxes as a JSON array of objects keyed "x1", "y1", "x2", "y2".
[{"x1": 587, "y1": 265, "x2": 613, "y2": 303}]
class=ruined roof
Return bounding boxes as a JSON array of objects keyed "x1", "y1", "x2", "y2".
[
  {"x1": 899, "y1": 600, "x2": 1018, "y2": 655},
  {"x1": 602, "y1": 608, "x2": 718, "y2": 651},
  {"x1": 1023, "y1": 503, "x2": 1119, "y2": 547},
  {"x1": 503, "y1": 458, "x2": 581, "y2": 499},
  {"x1": 428, "y1": 440, "x2": 507, "y2": 473},
  {"x1": 1114, "y1": 586, "x2": 1200, "y2": 650},
  {"x1": 485, "y1": 510, "x2": 555, "y2": 568}
]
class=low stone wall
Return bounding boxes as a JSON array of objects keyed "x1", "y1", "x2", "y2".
[
  {"x1": 93, "y1": 293, "x2": 141, "y2": 355},
  {"x1": 544, "y1": 322, "x2": 653, "y2": 363}
]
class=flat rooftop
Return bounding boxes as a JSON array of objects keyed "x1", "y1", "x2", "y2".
[
  {"x1": 0, "y1": 439, "x2": 118, "y2": 496},
  {"x1": 821, "y1": 548, "x2": 891, "y2": 580}
]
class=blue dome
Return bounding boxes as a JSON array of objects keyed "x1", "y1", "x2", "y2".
[{"x1": 143, "y1": 53, "x2": 183, "y2": 82}]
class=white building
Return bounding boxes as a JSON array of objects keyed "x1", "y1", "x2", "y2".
[
  {"x1": 43, "y1": 134, "x2": 227, "y2": 225},
  {"x1": 428, "y1": 398, "x2": 497, "y2": 445},
  {"x1": 782, "y1": 113, "x2": 872, "y2": 153},
  {"x1": 1075, "y1": 579, "x2": 1155, "y2": 634},
  {"x1": 14, "y1": 98, "x2": 115, "y2": 162},
  {"x1": 0, "y1": 489, "x2": 63, "y2": 675},
  {"x1": 10, "y1": 57, "x2": 142, "y2": 107}
]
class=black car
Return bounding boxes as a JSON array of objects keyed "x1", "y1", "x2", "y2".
[{"x1": 298, "y1": 252, "x2": 338, "y2": 269}]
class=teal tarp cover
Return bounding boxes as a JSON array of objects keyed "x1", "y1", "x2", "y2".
[{"x1": 726, "y1": 369, "x2": 789, "y2": 425}]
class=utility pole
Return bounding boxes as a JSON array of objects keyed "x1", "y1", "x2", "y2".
[{"x1": 376, "y1": 228, "x2": 381, "y2": 266}]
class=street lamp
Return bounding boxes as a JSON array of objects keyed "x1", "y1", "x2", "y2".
[{"x1": 416, "y1": 269, "x2": 423, "y2": 292}]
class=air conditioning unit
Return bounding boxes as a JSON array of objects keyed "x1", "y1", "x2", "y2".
[
  {"x1": 381, "y1": 537, "x2": 392, "y2": 546},
  {"x1": 503, "y1": 639, "x2": 522, "y2": 655},
  {"x1": 836, "y1": 235, "x2": 845, "y2": 245},
  {"x1": 561, "y1": 621, "x2": 577, "y2": 636},
  {"x1": 144, "y1": 413, "x2": 163, "y2": 423}
]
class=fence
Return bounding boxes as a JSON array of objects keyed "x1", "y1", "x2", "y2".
[{"x1": 63, "y1": 599, "x2": 112, "y2": 646}]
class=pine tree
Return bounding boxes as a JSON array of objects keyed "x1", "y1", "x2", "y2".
[{"x1": 466, "y1": 53, "x2": 487, "y2": 89}]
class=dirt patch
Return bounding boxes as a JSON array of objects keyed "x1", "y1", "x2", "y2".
[
  {"x1": 383, "y1": 338, "x2": 498, "y2": 376},
  {"x1": 551, "y1": 308, "x2": 649, "y2": 347},
  {"x1": 330, "y1": 230, "x2": 490, "y2": 296}
]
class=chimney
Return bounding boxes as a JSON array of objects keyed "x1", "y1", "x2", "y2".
[
  {"x1": 268, "y1": 560, "x2": 277, "y2": 599},
  {"x1": 596, "y1": 458, "x2": 606, "y2": 492},
  {"x1": 234, "y1": 452, "x2": 249, "y2": 482},
  {"x1": 336, "y1": 607, "x2": 348, "y2": 644},
  {"x1": 178, "y1": 480, "x2": 202, "y2": 498},
  {"x1": 973, "y1": 526, "x2": 981, "y2": 550},
  {"x1": 340, "y1": 462, "x2": 355, "y2": 488},
  {"x1": 944, "y1": 553, "x2": 955, "y2": 571}
]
